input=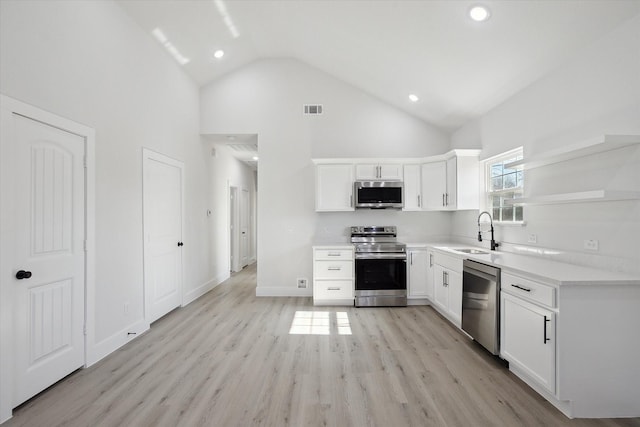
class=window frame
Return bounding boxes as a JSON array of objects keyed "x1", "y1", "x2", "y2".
[{"x1": 483, "y1": 147, "x2": 525, "y2": 225}]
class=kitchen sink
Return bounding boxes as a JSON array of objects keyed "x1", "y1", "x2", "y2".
[{"x1": 455, "y1": 248, "x2": 490, "y2": 255}]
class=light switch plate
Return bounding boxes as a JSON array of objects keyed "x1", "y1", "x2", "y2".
[
  {"x1": 584, "y1": 239, "x2": 599, "y2": 251},
  {"x1": 527, "y1": 233, "x2": 537, "y2": 244}
]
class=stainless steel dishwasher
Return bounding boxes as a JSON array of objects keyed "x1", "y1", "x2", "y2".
[{"x1": 462, "y1": 259, "x2": 501, "y2": 355}]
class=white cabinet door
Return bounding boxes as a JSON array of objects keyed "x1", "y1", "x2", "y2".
[
  {"x1": 403, "y1": 164, "x2": 421, "y2": 211},
  {"x1": 355, "y1": 163, "x2": 402, "y2": 180},
  {"x1": 447, "y1": 268, "x2": 462, "y2": 326},
  {"x1": 408, "y1": 250, "x2": 428, "y2": 298},
  {"x1": 378, "y1": 164, "x2": 403, "y2": 180},
  {"x1": 425, "y1": 250, "x2": 435, "y2": 301},
  {"x1": 501, "y1": 292, "x2": 556, "y2": 394},
  {"x1": 433, "y1": 264, "x2": 448, "y2": 313},
  {"x1": 316, "y1": 164, "x2": 354, "y2": 211},
  {"x1": 445, "y1": 157, "x2": 457, "y2": 210},
  {"x1": 421, "y1": 162, "x2": 447, "y2": 210},
  {"x1": 355, "y1": 164, "x2": 378, "y2": 180}
]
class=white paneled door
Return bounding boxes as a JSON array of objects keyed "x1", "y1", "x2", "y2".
[
  {"x1": 240, "y1": 188, "x2": 249, "y2": 268},
  {"x1": 143, "y1": 150, "x2": 184, "y2": 324},
  {"x1": 5, "y1": 113, "x2": 86, "y2": 407}
]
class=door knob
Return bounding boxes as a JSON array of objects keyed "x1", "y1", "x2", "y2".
[
  {"x1": 16, "y1": 270, "x2": 32, "y2": 280},
  {"x1": 177, "y1": 242, "x2": 184, "y2": 247}
]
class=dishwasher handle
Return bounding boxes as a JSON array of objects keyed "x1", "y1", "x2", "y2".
[{"x1": 463, "y1": 266, "x2": 498, "y2": 283}]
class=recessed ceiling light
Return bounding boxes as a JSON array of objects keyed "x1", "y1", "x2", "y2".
[
  {"x1": 213, "y1": 49, "x2": 225, "y2": 59},
  {"x1": 408, "y1": 94, "x2": 419, "y2": 102},
  {"x1": 469, "y1": 5, "x2": 490, "y2": 22},
  {"x1": 252, "y1": 156, "x2": 259, "y2": 161}
]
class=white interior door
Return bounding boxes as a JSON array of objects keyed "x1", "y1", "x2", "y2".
[
  {"x1": 4, "y1": 113, "x2": 86, "y2": 407},
  {"x1": 240, "y1": 188, "x2": 249, "y2": 268},
  {"x1": 143, "y1": 150, "x2": 183, "y2": 324},
  {"x1": 229, "y1": 186, "x2": 238, "y2": 273}
]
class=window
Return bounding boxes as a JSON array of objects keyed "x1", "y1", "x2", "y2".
[{"x1": 485, "y1": 148, "x2": 524, "y2": 222}]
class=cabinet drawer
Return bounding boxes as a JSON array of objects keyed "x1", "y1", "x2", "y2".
[
  {"x1": 314, "y1": 261, "x2": 353, "y2": 279},
  {"x1": 434, "y1": 252, "x2": 463, "y2": 272},
  {"x1": 502, "y1": 272, "x2": 556, "y2": 308},
  {"x1": 314, "y1": 249, "x2": 353, "y2": 261},
  {"x1": 314, "y1": 280, "x2": 354, "y2": 300}
]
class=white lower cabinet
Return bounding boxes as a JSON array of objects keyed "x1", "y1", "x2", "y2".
[
  {"x1": 313, "y1": 246, "x2": 354, "y2": 305},
  {"x1": 407, "y1": 248, "x2": 433, "y2": 301},
  {"x1": 501, "y1": 292, "x2": 556, "y2": 394},
  {"x1": 432, "y1": 252, "x2": 462, "y2": 327}
]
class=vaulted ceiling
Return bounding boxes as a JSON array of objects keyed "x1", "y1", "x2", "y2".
[{"x1": 118, "y1": 0, "x2": 639, "y2": 132}]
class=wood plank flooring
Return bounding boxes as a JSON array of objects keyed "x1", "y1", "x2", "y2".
[{"x1": 6, "y1": 263, "x2": 640, "y2": 427}]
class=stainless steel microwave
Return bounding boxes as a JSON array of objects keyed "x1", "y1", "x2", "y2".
[{"x1": 354, "y1": 181, "x2": 403, "y2": 209}]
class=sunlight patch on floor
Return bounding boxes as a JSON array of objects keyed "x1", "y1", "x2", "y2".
[{"x1": 289, "y1": 311, "x2": 352, "y2": 335}]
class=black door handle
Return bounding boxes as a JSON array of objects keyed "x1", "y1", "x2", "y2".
[
  {"x1": 177, "y1": 242, "x2": 184, "y2": 247},
  {"x1": 16, "y1": 270, "x2": 32, "y2": 280}
]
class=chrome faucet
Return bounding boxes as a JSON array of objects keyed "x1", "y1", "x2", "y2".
[{"x1": 477, "y1": 211, "x2": 499, "y2": 251}]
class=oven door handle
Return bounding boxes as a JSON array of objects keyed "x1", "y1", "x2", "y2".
[{"x1": 355, "y1": 253, "x2": 407, "y2": 260}]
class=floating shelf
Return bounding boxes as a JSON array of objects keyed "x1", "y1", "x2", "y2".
[
  {"x1": 505, "y1": 134, "x2": 640, "y2": 170},
  {"x1": 505, "y1": 190, "x2": 640, "y2": 206}
]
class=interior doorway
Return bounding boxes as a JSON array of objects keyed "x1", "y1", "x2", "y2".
[
  {"x1": 142, "y1": 149, "x2": 184, "y2": 324},
  {"x1": 0, "y1": 95, "x2": 95, "y2": 422},
  {"x1": 229, "y1": 184, "x2": 251, "y2": 274}
]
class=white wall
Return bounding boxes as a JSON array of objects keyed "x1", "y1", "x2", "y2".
[
  {"x1": 451, "y1": 14, "x2": 640, "y2": 274},
  {"x1": 0, "y1": 1, "x2": 215, "y2": 418},
  {"x1": 200, "y1": 59, "x2": 450, "y2": 294}
]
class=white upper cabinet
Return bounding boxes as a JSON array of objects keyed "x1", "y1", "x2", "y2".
[
  {"x1": 315, "y1": 164, "x2": 354, "y2": 211},
  {"x1": 403, "y1": 164, "x2": 421, "y2": 211},
  {"x1": 421, "y1": 152, "x2": 479, "y2": 211},
  {"x1": 313, "y1": 150, "x2": 479, "y2": 212},
  {"x1": 421, "y1": 161, "x2": 447, "y2": 210},
  {"x1": 355, "y1": 163, "x2": 403, "y2": 180}
]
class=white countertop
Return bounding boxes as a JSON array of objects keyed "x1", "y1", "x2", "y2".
[
  {"x1": 428, "y1": 243, "x2": 640, "y2": 286},
  {"x1": 312, "y1": 239, "x2": 640, "y2": 286}
]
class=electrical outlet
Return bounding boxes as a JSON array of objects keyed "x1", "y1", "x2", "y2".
[
  {"x1": 297, "y1": 278, "x2": 308, "y2": 288},
  {"x1": 527, "y1": 233, "x2": 537, "y2": 244},
  {"x1": 584, "y1": 239, "x2": 599, "y2": 251}
]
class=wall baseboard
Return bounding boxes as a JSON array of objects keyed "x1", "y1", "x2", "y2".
[
  {"x1": 182, "y1": 272, "x2": 228, "y2": 306},
  {"x1": 86, "y1": 318, "x2": 149, "y2": 367},
  {"x1": 255, "y1": 287, "x2": 313, "y2": 297}
]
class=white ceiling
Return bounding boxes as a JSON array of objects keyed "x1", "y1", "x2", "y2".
[{"x1": 118, "y1": 0, "x2": 640, "y2": 132}]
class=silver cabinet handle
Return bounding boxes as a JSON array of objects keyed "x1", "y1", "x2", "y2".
[
  {"x1": 350, "y1": 194, "x2": 353, "y2": 207},
  {"x1": 511, "y1": 284, "x2": 531, "y2": 292},
  {"x1": 327, "y1": 267, "x2": 342, "y2": 271},
  {"x1": 429, "y1": 254, "x2": 433, "y2": 267},
  {"x1": 327, "y1": 253, "x2": 341, "y2": 257},
  {"x1": 327, "y1": 287, "x2": 341, "y2": 291},
  {"x1": 417, "y1": 194, "x2": 421, "y2": 207},
  {"x1": 446, "y1": 193, "x2": 449, "y2": 206},
  {"x1": 410, "y1": 252, "x2": 413, "y2": 265},
  {"x1": 442, "y1": 194, "x2": 445, "y2": 206},
  {"x1": 443, "y1": 271, "x2": 448, "y2": 286}
]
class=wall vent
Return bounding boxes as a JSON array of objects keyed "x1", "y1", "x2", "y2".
[{"x1": 303, "y1": 104, "x2": 323, "y2": 115}]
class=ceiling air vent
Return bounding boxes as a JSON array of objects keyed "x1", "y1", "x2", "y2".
[{"x1": 303, "y1": 104, "x2": 323, "y2": 115}]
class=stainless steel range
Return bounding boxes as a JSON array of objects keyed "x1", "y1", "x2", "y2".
[{"x1": 351, "y1": 226, "x2": 407, "y2": 307}]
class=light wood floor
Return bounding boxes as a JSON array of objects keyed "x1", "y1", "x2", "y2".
[{"x1": 6, "y1": 263, "x2": 640, "y2": 427}]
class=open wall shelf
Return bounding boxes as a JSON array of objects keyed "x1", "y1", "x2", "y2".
[
  {"x1": 505, "y1": 135, "x2": 640, "y2": 170},
  {"x1": 505, "y1": 190, "x2": 640, "y2": 206}
]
